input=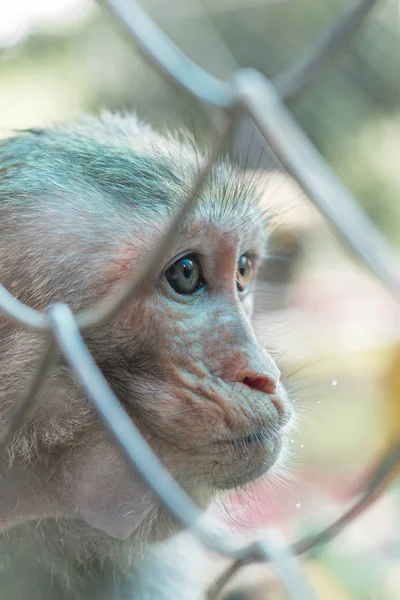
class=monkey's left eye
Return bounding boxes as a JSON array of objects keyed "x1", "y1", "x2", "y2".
[
  {"x1": 164, "y1": 254, "x2": 206, "y2": 295},
  {"x1": 236, "y1": 254, "x2": 253, "y2": 293}
]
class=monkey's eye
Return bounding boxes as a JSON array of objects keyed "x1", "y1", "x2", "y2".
[
  {"x1": 236, "y1": 254, "x2": 253, "y2": 293},
  {"x1": 164, "y1": 254, "x2": 205, "y2": 295}
]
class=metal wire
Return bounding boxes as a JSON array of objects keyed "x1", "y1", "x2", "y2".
[
  {"x1": 273, "y1": 0, "x2": 380, "y2": 103},
  {"x1": 0, "y1": 0, "x2": 399, "y2": 598},
  {"x1": 100, "y1": 0, "x2": 236, "y2": 108}
]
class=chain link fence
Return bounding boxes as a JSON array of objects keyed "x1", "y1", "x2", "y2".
[{"x1": 0, "y1": 0, "x2": 399, "y2": 597}]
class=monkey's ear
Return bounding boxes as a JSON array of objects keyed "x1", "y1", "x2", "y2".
[{"x1": 60, "y1": 439, "x2": 157, "y2": 540}]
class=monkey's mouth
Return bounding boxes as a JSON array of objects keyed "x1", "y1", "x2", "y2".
[
  {"x1": 216, "y1": 427, "x2": 280, "y2": 448},
  {"x1": 210, "y1": 429, "x2": 283, "y2": 490}
]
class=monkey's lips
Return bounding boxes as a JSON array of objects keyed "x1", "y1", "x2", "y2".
[
  {"x1": 216, "y1": 426, "x2": 280, "y2": 447},
  {"x1": 210, "y1": 426, "x2": 284, "y2": 489}
]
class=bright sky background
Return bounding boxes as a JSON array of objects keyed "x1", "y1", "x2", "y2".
[{"x1": 0, "y1": 0, "x2": 94, "y2": 48}]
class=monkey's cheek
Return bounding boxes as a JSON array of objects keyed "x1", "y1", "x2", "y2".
[{"x1": 210, "y1": 437, "x2": 283, "y2": 490}]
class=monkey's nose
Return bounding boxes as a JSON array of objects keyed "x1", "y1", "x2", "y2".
[
  {"x1": 241, "y1": 372, "x2": 287, "y2": 419},
  {"x1": 242, "y1": 373, "x2": 278, "y2": 395}
]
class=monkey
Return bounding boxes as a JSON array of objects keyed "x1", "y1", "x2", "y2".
[{"x1": 0, "y1": 113, "x2": 292, "y2": 599}]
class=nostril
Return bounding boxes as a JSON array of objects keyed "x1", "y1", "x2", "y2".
[{"x1": 242, "y1": 375, "x2": 277, "y2": 395}]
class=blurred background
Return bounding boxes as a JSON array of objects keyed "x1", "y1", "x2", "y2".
[{"x1": 0, "y1": 0, "x2": 399, "y2": 598}]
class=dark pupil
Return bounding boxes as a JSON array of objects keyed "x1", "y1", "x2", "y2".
[
  {"x1": 237, "y1": 255, "x2": 251, "y2": 291},
  {"x1": 182, "y1": 262, "x2": 192, "y2": 279},
  {"x1": 165, "y1": 255, "x2": 201, "y2": 295},
  {"x1": 239, "y1": 259, "x2": 247, "y2": 277}
]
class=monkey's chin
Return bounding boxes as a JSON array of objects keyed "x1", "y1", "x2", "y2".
[{"x1": 211, "y1": 436, "x2": 283, "y2": 490}]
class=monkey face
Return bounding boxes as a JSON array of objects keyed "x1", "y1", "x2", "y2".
[{"x1": 108, "y1": 219, "x2": 291, "y2": 493}]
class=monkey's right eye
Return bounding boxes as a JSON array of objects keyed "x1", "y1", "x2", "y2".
[{"x1": 164, "y1": 254, "x2": 206, "y2": 295}]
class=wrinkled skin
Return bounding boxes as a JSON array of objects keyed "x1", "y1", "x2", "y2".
[{"x1": 0, "y1": 113, "x2": 291, "y2": 598}]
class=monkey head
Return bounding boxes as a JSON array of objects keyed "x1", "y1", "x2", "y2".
[{"x1": 0, "y1": 114, "x2": 291, "y2": 554}]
